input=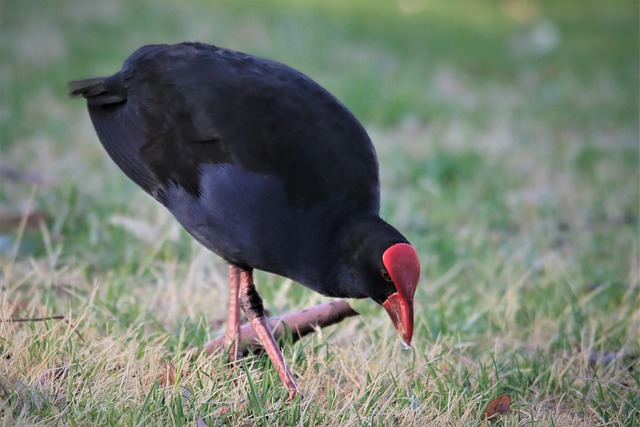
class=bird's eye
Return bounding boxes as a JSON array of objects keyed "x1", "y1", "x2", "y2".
[{"x1": 380, "y1": 269, "x2": 392, "y2": 282}]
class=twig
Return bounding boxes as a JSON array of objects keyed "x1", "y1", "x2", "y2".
[
  {"x1": 2, "y1": 314, "x2": 85, "y2": 342},
  {"x1": 2, "y1": 315, "x2": 65, "y2": 322}
]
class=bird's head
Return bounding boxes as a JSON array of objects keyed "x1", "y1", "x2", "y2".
[
  {"x1": 377, "y1": 243, "x2": 420, "y2": 346},
  {"x1": 335, "y1": 218, "x2": 421, "y2": 346}
]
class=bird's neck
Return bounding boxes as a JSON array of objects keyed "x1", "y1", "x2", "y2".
[{"x1": 321, "y1": 213, "x2": 407, "y2": 298}]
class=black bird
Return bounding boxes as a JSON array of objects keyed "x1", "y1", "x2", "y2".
[{"x1": 69, "y1": 42, "x2": 420, "y2": 399}]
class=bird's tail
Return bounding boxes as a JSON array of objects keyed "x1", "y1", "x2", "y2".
[
  {"x1": 68, "y1": 74, "x2": 156, "y2": 194},
  {"x1": 68, "y1": 75, "x2": 126, "y2": 106},
  {"x1": 68, "y1": 77, "x2": 108, "y2": 98}
]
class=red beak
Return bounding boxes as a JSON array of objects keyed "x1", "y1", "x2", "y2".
[{"x1": 381, "y1": 243, "x2": 420, "y2": 346}]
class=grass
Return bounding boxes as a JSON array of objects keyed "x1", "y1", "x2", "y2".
[{"x1": 1, "y1": 0, "x2": 639, "y2": 425}]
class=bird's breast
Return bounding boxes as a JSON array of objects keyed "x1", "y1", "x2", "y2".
[{"x1": 164, "y1": 163, "x2": 340, "y2": 280}]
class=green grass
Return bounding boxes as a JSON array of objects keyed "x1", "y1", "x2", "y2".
[{"x1": 1, "y1": 0, "x2": 638, "y2": 425}]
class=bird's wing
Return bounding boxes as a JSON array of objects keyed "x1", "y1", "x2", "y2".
[{"x1": 71, "y1": 43, "x2": 380, "y2": 210}]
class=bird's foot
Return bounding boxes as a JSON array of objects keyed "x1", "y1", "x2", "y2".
[
  {"x1": 285, "y1": 382, "x2": 301, "y2": 402},
  {"x1": 204, "y1": 334, "x2": 243, "y2": 362},
  {"x1": 286, "y1": 390, "x2": 298, "y2": 402},
  {"x1": 223, "y1": 335, "x2": 244, "y2": 363}
]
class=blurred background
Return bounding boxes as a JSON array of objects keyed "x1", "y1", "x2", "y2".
[
  {"x1": 1, "y1": 0, "x2": 638, "y2": 424},
  {"x1": 1, "y1": 0, "x2": 637, "y2": 279}
]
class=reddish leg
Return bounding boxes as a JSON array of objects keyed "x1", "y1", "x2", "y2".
[
  {"x1": 237, "y1": 266, "x2": 299, "y2": 400},
  {"x1": 222, "y1": 265, "x2": 242, "y2": 361},
  {"x1": 205, "y1": 265, "x2": 243, "y2": 360}
]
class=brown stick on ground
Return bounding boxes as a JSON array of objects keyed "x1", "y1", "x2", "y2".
[{"x1": 204, "y1": 300, "x2": 359, "y2": 357}]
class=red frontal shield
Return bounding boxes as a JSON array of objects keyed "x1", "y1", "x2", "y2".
[{"x1": 381, "y1": 243, "x2": 420, "y2": 345}]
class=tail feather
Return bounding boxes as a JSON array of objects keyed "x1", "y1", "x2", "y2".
[
  {"x1": 68, "y1": 77, "x2": 108, "y2": 98},
  {"x1": 70, "y1": 74, "x2": 159, "y2": 196},
  {"x1": 68, "y1": 74, "x2": 126, "y2": 105}
]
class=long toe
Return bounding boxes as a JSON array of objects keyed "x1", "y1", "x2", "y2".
[{"x1": 286, "y1": 386, "x2": 299, "y2": 402}]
